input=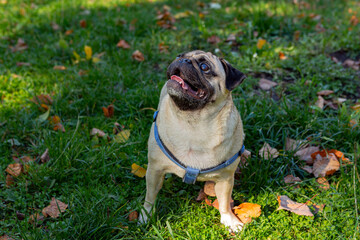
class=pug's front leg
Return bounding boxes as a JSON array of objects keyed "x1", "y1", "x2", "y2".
[
  {"x1": 138, "y1": 165, "x2": 165, "y2": 224},
  {"x1": 215, "y1": 177, "x2": 243, "y2": 232}
]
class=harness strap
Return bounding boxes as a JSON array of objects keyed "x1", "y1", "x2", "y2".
[{"x1": 153, "y1": 111, "x2": 245, "y2": 184}]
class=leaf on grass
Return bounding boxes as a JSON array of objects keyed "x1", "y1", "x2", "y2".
[
  {"x1": 31, "y1": 94, "x2": 53, "y2": 106},
  {"x1": 156, "y1": 6, "x2": 176, "y2": 30},
  {"x1": 196, "y1": 189, "x2": 207, "y2": 202},
  {"x1": 284, "y1": 174, "x2": 302, "y2": 184},
  {"x1": 6, "y1": 163, "x2": 22, "y2": 177},
  {"x1": 0, "y1": 235, "x2": 15, "y2": 240},
  {"x1": 51, "y1": 22, "x2": 60, "y2": 31},
  {"x1": 38, "y1": 108, "x2": 50, "y2": 123},
  {"x1": 312, "y1": 153, "x2": 340, "y2": 177},
  {"x1": 65, "y1": 29, "x2": 73, "y2": 35},
  {"x1": 116, "y1": 39, "x2": 131, "y2": 49},
  {"x1": 79, "y1": 19, "x2": 87, "y2": 28},
  {"x1": 113, "y1": 122, "x2": 124, "y2": 134},
  {"x1": 315, "y1": 95, "x2": 325, "y2": 109},
  {"x1": 207, "y1": 35, "x2": 221, "y2": 45},
  {"x1": 204, "y1": 181, "x2": 216, "y2": 197},
  {"x1": 16, "y1": 62, "x2": 31, "y2": 67},
  {"x1": 311, "y1": 149, "x2": 350, "y2": 164},
  {"x1": 233, "y1": 203, "x2": 261, "y2": 224},
  {"x1": 174, "y1": 10, "x2": 193, "y2": 19},
  {"x1": 48, "y1": 115, "x2": 61, "y2": 125},
  {"x1": 293, "y1": 30, "x2": 300, "y2": 41},
  {"x1": 301, "y1": 165, "x2": 313, "y2": 174},
  {"x1": 131, "y1": 163, "x2": 146, "y2": 178},
  {"x1": 294, "y1": 146, "x2": 320, "y2": 165},
  {"x1": 114, "y1": 130, "x2": 130, "y2": 143},
  {"x1": 42, "y1": 197, "x2": 68, "y2": 218},
  {"x1": 277, "y1": 195, "x2": 313, "y2": 216},
  {"x1": 256, "y1": 39, "x2": 266, "y2": 49},
  {"x1": 90, "y1": 128, "x2": 106, "y2": 137},
  {"x1": 53, "y1": 65, "x2": 66, "y2": 70},
  {"x1": 285, "y1": 138, "x2": 307, "y2": 151},
  {"x1": 10, "y1": 38, "x2": 28, "y2": 52},
  {"x1": 102, "y1": 104, "x2": 114, "y2": 118},
  {"x1": 28, "y1": 213, "x2": 45, "y2": 224},
  {"x1": 40, "y1": 148, "x2": 50, "y2": 163},
  {"x1": 20, "y1": 156, "x2": 34, "y2": 164},
  {"x1": 259, "y1": 142, "x2": 279, "y2": 160},
  {"x1": 84, "y1": 45, "x2": 92, "y2": 60},
  {"x1": 158, "y1": 42, "x2": 169, "y2": 53},
  {"x1": 6, "y1": 174, "x2": 15, "y2": 187},
  {"x1": 132, "y1": 50, "x2": 145, "y2": 62},
  {"x1": 317, "y1": 90, "x2": 334, "y2": 96},
  {"x1": 316, "y1": 177, "x2": 330, "y2": 190},
  {"x1": 258, "y1": 78, "x2": 278, "y2": 91},
  {"x1": 279, "y1": 52, "x2": 287, "y2": 60},
  {"x1": 53, "y1": 123, "x2": 65, "y2": 132},
  {"x1": 225, "y1": 33, "x2": 236, "y2": 42},
  {"x1": 240, "y1": 149, "x2": 251, "y2": 167},
  {"x1": 350, "y1": 15, "x2": 359, "y2": 26},
  {"x1": 128, "y1": 210, "x2": 138, "y2": 221},
  {"x1": 342, "y1": 59, "x2": 359, "y2": 70}
]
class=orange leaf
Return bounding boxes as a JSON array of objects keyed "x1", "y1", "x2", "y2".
[
  {"x1": 256, "y1": 39, "x2": 266, "y2": 49},
  {"x1": 79, "y1": 19, "x2": 87, "y2": 28},
  {"x1": 49, "y1": 115, "x2": 61, "y2": 124},
  {"x1": 316, "y1": 177, "x2": 330, "y2": 190},
  {"x1": 53, "y1": 123, "x2": 65, "y2": 132},
  {"x1": 128, "y1": 210, "x2": 138, "y2": 221},
  {"x1": 158, "y1": 42, "x2": 169, "y2": 53},
  {"x1": 116, "y1": 39, "x2": 131, "y2": 49},
  {"x1": 65, "y1": 29, "x2": 73, "y2": 35},
  {"x1": 350, "y1": 15, "x2": 359, "y2": 26},
  {"x1": 131, "y1": 163, "x2": 146, "y2": 178},
  {"x1": 132, "y1": 50, "x2": 145, "y2": 62},
  {"x1": 233, "y1": 203, "x2": 261, "y2": 224},
  {"x1": 279, "y1": 52, "x2": 287, "y2": 60},
  {"x1": 53, "y1": 65, "x2": 66, "y2": 70},
  {"x1": 102, "y1": 104, "x2": 114, "y2": 118},
  {"x1": 6, "y1": 163, "x2": 22, "y2": 177},
  {"x1": 312, "y1": 153, "x2": 340, "y2": 177}
]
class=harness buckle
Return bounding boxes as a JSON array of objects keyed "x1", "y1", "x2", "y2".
[{"x1": 183, "y1": 167, "x2": 200, "y2": 184}]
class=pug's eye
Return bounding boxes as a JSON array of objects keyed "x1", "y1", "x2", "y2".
[{"x1": 200, "y1": 63, "x2": 210, "y2": 72}]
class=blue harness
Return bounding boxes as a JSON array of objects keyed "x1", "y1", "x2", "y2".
[{"x1": 153, "y1": 111, "x2": 245, "y2": 184}]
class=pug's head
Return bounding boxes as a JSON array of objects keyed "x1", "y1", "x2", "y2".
[{"x1": 166, "y1": 50, "x2": 246, "y2": 111}]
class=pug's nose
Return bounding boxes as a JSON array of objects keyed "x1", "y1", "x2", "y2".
[{"x1": 179, "y1": 58, "x2": 191, "y2": 64}]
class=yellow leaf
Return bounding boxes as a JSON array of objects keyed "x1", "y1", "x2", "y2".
[
  {"x1": 84, "y1": 45, "x2": 92, "y2": 60},
  {"x1": 73, "y1": 51, "x2": 81, "y2": 61},
  {"x1": 114, "y1": 129, "x2": 130, "y2": 143},
  {"x1": 256, "y1": 39, "x2": 266, "y2": 49},
  {"x1": 92, "y1": 57, "x2": 100, "y2": 63},
  {"x1": 131, "y1": 163, "x2": 146, "y2": 177}
]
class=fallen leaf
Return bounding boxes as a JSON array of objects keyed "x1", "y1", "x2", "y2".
[
  {"x1": 156, "y1": 6, "x2": 176, "y2": 29},
  {"x1": 78, "y1": 69, "x2": 88, "y2": 76},
  {"x1": 295, "y1": 146, "x2": 320, "y2": 165},
  {"x1": 317, "y1": 90, "x2": 334, "y2": 96},
  {"x1": 128, "y1": 210, "x2": 138, "y2": 221},
  {"x1": 315, "y1": 23, "x2": 325, "y2": 32},
  {"x1": 102, "y1": 104, "x2": 114, "y2": 118},
  {"x1": 258, "y1": 78, "x2": 278, "y2": 91},
  {"x1": 316, "y1": 177, "x2": 330, "y2": 190},
  {"x1": 311, "y1": 204, "x2": 325, "y2": 214},
  {"x1": 233, "y1": 203, "x2": 261, "y2": 224},
  {"x1": 343, "y1": 59, "x2": 359, "y2": 70},
  {"x1": 301, "y1": 165, "x2": 313, "y2": 174},
  {"x1": 40, "y1": 148, "x2": 50, "y2": 163},
  {"x1": 79, "y1": 19, "x2": 87, "y2": 28},
  {"x1": 350, "y1": 119, "x2": 358, "y2": 127},
  {"x1": 116, "y1": 39, "x2": 131, "y2": 49},
  {"x1": 334, "y1": 98, "x2": 347, "y2": 104},
  {"x1": 158, "y1": 42, "x2": 169, "y2": 53},
  {"x1": 279, "y1": 52, "x2": 287, "y2": 60},
  {"x1": 315, "y1": 95, "x2": 325, "y2": 109},
  {"x1": 65, "y1": 29, "x2": 73, "y2": 35},
  {"x1": 16, "y1": 62, "x2": 31, "y2": 66},
  {"x1": 132, "y1": 50, "x2": 145, "y2": 62},
  {"x1": 285, "y1": 138, "x2": 307, "y2": 151},
  {"x1": 31, "y1": 94, "x2": 53, "y2": 106},
  {"x1": 312, "y1": 153, "x2": 340, "y2": 177},
  {"x1": 196, "y1": 189, "x2": 207, "y2": 202},
  {"x1": 6, "y1": 163, "x2": 22, "y2": 177},
  {"x1": 48, "y1": 115, "x2": 61, "y2": 125},
  {"x1": 240, "y1": 149, "x2": 251, "y2": 167},
  {"x1": 256, "y1": 39, "x2": 266, "y2": 49},
  {"x1": 207, "y1": 35, "x2": 221, "y2": 45},
  {"x1": 42, "y1": 197, "x2": 68, "y2": 218},
  {"x1": 293, "y1": 30, "x2": 300, "y2": 41},
  {"x1": 6, "y1": 174, "x2": 15, "y2": 187},
  {"x1": 277, "y1": 195, "x2": 313, "y2": 216},
  {"x1": 51, "y1": 22, "x2": 60, "y2": 31},
  {"x1": 0, "y1": 235, "x2": 15, "y2": 240},
  {"x1": 174, "y1": 10, "x2": 193, "y2": 19},
  {"x1": 311, "y1": 149, "x2": 350, "y2": 164},
  {"x1": 90, "y1": 128, "x2": 106, "y2": 137},
  {"x1": 84, "y1": 45, "x2": 92, "y2": 60},
  {"x1": 113, "y1": 122, "x2": 124, "y2": 134},
  {"x1": 20, "y1": 156, "x2": 34, "y2": 164},
  {"x1": 259, "y1": 142, "x2": 279, "y2": 160},
  {"x1": 28, "y1": 213, "x2": 45, "y2": 224},
  {"x1": 11, "y1": 38, "x2": 28, "y2": 52},
  {"x1": 284, "y1": 174, "x2": 302, "y2": 184},
  {"x1": 53, "y1": 65, "x2": 66, "y2": 70},
  {"x1": 114, "y1": 130, "x2": 131, "y2": 143},
  {"x1": 204, "y1": 181, "x2": 216, "y2": 197},
  {"x1": 225, "y1": 33, "x2": 236, "y2": 42},
  {"x1": 350, "y1": 15, "x2": 359, "y2": 26},
  {"x1": 53, "y1": 123, "x2": 65, "y2": 132},
  {"x1": 131, "y1": 163, "x2": 146, "y2": 177}
]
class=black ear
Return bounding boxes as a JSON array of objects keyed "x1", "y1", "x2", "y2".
[{"x1": 220, "y1": 58, "x2": 246, "y2": 91}]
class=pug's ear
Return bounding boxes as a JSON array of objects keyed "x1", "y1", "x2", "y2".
[{"x1": 220, "y1": 58, "x2": 246, "y2": 91}]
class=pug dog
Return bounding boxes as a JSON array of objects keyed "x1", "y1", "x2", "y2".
[{"x1": 139, "y1": 50, "x2": 246, "y2": 232}]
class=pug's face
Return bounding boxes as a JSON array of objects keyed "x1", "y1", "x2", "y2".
[{"x1": 166, "y1": 50, "x2": 246, "y2": 111}]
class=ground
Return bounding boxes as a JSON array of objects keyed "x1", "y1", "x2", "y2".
[{"x1": 0, "y1": 0, "x2": 359, "y2": 239}]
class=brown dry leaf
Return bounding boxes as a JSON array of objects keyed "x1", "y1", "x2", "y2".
[
  {"x1": 102, "y1": 104, "x2": 114, "y2": 118},
  {"x1": 285, "y1": 138, "x2": 307, "y2": 151},
  {"x1": 54, "y1": 123, "x2": 65, "y2": 132},
  {"x1": 158, "y1": 42, "x2": 169, "y2": 53},
  {"x1": 40, "y1": 148, "x2": 50, "y2": 163},
  {"x1": 204, "y1": 198, "x2": 233, "y2": 210},
  {"x1": 350, "y1": 15, "x2": 359, "y2": 26},
  {"x1": 65, "y1": 29, "x2": 73, "y2": 35},
  {"x1": 312, "y1": 153, "x2": 340, "y2": 177},
  {"x1": 78, "y1": 69, "x2": 88, "y2": 76},
  {"x1": 343, "y1": 59, "x2": 359, "y2": 70},
  {"x1": 131, "y1": 163, "x2": 146, "y2": 178},
  {"x1": 53, "y1": 65, "x2": 66, "y2": 70},
  {"x1": 258, "y1": 78, "x2": 278, "y2": 91},
  {"x1": 334, "y1": 98, "x2": 347, "y2": 104},
  {"x1": 293, "y1": 30, "x2": 300, "y2": 41},
  {"x1": 351, "y1": 104, "x2": 360, "y2": 112},
  {"x1": 315, "y1": 23, "x2": 325, "y2": 32},
  {"x1": 42, "y1": 197, "x2": 68, "y2": 218},
  {"x1": 301, "y1": 165, "x2": 313, "y2": 174},
  {"x1": 225, "y1": 33, "x2": 236, "y2": 42},
  {"x1": 49, "y1": 115, "x2": 61, "y2": 125},
  {"x1": 6, "y1": 163, "x2": 22, "y2": 177},
  {"x1": 90, "y1": 128, "x2": 106, "y2": 137},
  {"x1": 277, "y1": 195, "x2": 313, "y2": 216},
  {"x1": 279, "y1": 52, "x2": 287, "y2": 60},
  {"x1": 6, "y1": 174, "x2": 15, "y2": 187},
  {"x1": 240, "y1": 149, "x2": 251, "y2": 167},
  {"x1": 16, "y1": 62, "x2": 31, "y2": 67},
  {"x1": 204, "y1": 181, "x2": 216, "y2": 197},
  {"x1": 113, "y1": 122, "x2": 124, "y2": 135},
  {"x1": 316, "y1": 177, "x2": 330, "y2": 190},
  {"x1": 256, "y1": 39, "x2": 266, "y2": 49},
  {"x1": 0, "y1": 235, "x2": 15, "y2": 240},
  {"x1": 295, "y1": 146, "x2": 320, "y2": 165},
  {"x1": 350, "y1": 119, "x2": 358, "y2": 127},
  {"x1": 79, "y1": 19, "x2": 87, "y2": 28},
  {"x1": 31, "y1": 94, "x2": 53, "y2": 106},
  {"x1": 51, "y1": 22, "x2": 60, "y2": 31},
  {"x1": 128, "y1": 210, "x2": 138, "y2": 221},
  {"x1": 196, "y1": 189, "x2": 207, "y2": 202},
  {"x1": 20, "y1": 156, "x2": 34, "y2": 164},
  {"x1": 207, "y1": 35, "x2": 221, "y2": 45},
  {"x1": 116, "y1": 39, "x2": 131, "y2": 49},
  {"x1": 233, "y1": 203, "x2": 261, "y2": 224},
  {"x1": 317, "y1": 90, "x2": 334, "y2": 96},
  {"x1": 156, "y1": 6, "x2": 176, "y2": 30},
  {"x1": 28, "y1": 213, "x2": 45, "y2": 224},
  {"x1": 284, "y1": 174, "x2": 302, "y2": 184},
  {"x1": 132, "y1": 50, "x2": 145, "y2": 62},
  {"x1": 259, "y1": 142, "x2": 279, "y2": 160},
  {"x1": 315, "y1": 95, "x2": 325, "y2": 109},
  {"x1": 11, "y1": 38, "x2": 28, "y2": 52}
]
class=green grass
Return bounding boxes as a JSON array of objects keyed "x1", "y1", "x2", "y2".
[{"x1": 1, "y1": 0, "x2": 359, "y2": 239}]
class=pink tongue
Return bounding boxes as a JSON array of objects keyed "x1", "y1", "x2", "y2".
[{"x1": 171, "y1": 75, "x2": 188, "y2": 90}]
